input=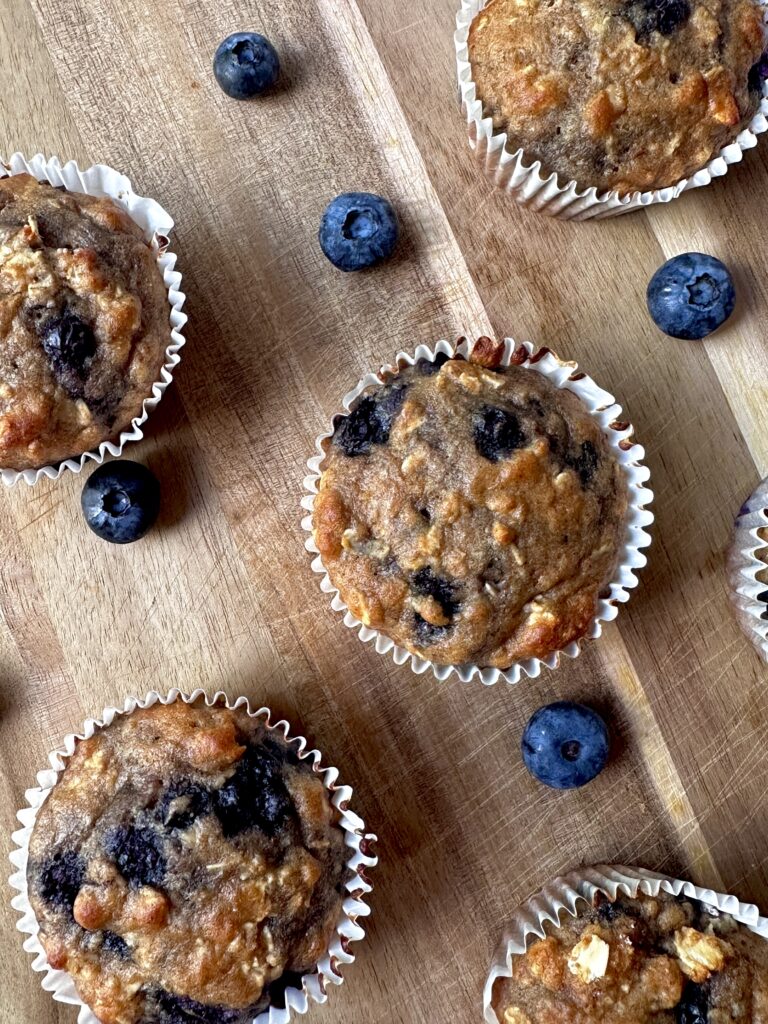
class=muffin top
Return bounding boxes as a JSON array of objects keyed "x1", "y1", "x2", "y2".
[
  {"x1": 312, "y1": 345, "x2": 628, "y2": 668},
  {"x1": 468, "y1": 0, "x2": 766, "y2": 194},
  {"x1": 26, "y1": 700, "x2": 348, "y2": 1024},
  {"x1": 0, "y1": 174, "x2": 170, "y2": 470},
  {"x1": 493, "y1": 890, "x2": 768, "y2": 1023}
]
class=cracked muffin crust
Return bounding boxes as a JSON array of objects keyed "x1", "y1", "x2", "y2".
[
  {"x1": 493, "y1": 890, "x2": 768, "y2": 1023},
  {"x1": 26, "y1": 700, "x2": 348, "y2": 1024},
  {"x1": 0, "y1": 174, "x2": 170, "y2": 470},
  {"x1": 468, "y1": 0, "x2": 767, "y2": 194},
  {"x1": 312, "y1": 343, "x2": 628, "y2": 668}
]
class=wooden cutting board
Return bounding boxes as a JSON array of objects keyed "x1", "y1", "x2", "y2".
[{"x1": 1, "y1": 0, "x2": 768, "y2": 1021}]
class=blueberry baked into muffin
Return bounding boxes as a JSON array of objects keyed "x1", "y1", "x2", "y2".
[
  {"x1": 468, "y1": 0, "x2": 767, "y2": 194},
  {"x1": 492, "y1": 890, "x2": 768, "y2": 1022},
  {"x1": 312, "y1": 341, "x2": 628, "y2": 668},
  {"x1": 26, "y1": 700, "x2": 348, "y2": 1024},
  {"x1": 0, "y1": 174, "x2": 169, "y2": 470}
]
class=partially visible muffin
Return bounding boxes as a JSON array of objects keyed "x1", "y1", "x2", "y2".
[
  {"x1": 492, "y1": 890, "x2": 768, "y2": 1023},
  {"x1": 26, "y1": 700, "x2": 348, "y2": 1024},
  {"x1": 312, "y1": 342, "x2": 629, "y2": 669},
  {"x1": 468, "y1": 0, "x2": 767, "y2": 194},
  {"x1": 0, "y1": 174, "x2": 170, "y2": 470}
]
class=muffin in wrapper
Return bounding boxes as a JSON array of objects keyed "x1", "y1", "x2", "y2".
[
  {"x1": 9, "y1": 688, "x2": 376, "y2": 1024},
  {"x1": 0, "y1": 153, "x2": 186, "y2": 485},
  {"x1": 484, "y1": 863, "x2": 768, "y2": 1023},
  {"x1": 301, "y1": 336, "x2": 654, "y2": 686},
  {"x1": 455, "y1": 0, "x2": 768, "y2": 220},
  {"x1": 728, "y1": 477, "x2": 768, "y2": 661}
]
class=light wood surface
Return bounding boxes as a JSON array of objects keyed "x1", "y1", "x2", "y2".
[{"x1": 1, "y1": 0, "x2": 768, "y2": 1020}]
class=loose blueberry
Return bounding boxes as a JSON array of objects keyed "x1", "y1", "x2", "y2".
[
  {"x1": 677, "y1": 981, "x2": 710, "y2": 1024},
  {"x1": 333, "y1": 383, "x2": 408, "y2": 457},
  {"x1": 38, "y1": 850, "x2": 85, "y2": 912},
  {"x1": 156, "y1": 782, "x2": 212, "y2": 832},
  {"x1": 647, "y1": 253, "x2": 735, "y2": 340},
  {"x1": 40, "y1": 311, "x2": 96, "y2": 398},
  {"x1": 104, "y1": 825, "x2": 166, "y2": 888},
  {"x1": 102, "y1": 930, "x2": 131, "y2": 959},
  {"x1": 214, "y1": 743, "x2": 291, "y2": 838},
  {"x1": 521, "y1": 701, "x2": 610, "y2": 790},
  {"x1": 624, "y1": 0, "x2": 691, "y2": 39},
  {"x1": 213, "y1": 32, "x2": 280, "y2": 99},
  {"x1": 81, "y1": 461, "x2": 161, "y2": 544},
  {"x1": 473, "y1": 405, "x2": 526, "y2": 462},
  {"x1": 319, "y1": 192, "x2": 398, "y2": 272}
]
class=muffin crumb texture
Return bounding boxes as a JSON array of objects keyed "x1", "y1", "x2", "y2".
[
  {"x1": 312, "y1": 350, "x2": 628, "y2": 668},
  {"x1": 0, "y1": 174, "x2": 170, "y2": 470},
  {"x1": 468, "y1": 0, "x2": 766, "y2": 194},
  {"x1": 493, "y1": 890, "x2": 768, "y2": 1022},
  {"x1": 26, "y1": 700, "x2": 348, "y2": 1024}
]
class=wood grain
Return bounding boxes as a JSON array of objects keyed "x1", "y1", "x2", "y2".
[{"x1": 1, "y1": 0, "x2": 767, "y2": 1020}]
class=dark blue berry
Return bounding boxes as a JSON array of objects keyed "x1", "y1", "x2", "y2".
[
  {"x1": 624, "y1": 0, "x2": 690, "y2": 39},
  {"x1": 568, "y1": 440, "x2": 600, "y2": 486},
  {"x1": 333, "y1": 383, "x2": 408, "y2": 457},
  {"x1": 596, "y1": 898, "x2": 638, "y2": 923},
  {"x1": 413, "y1": 614, "x2": 450, "y2": 645},
  {"x1": 473, "y1": 405, "x2": 526, "y2": 462},
  {"x1": 521, "y1": 702, "x2": 610, "y2": 790},
  {"x1": 102, "y1": 931, "x2": 131, "y2": 959},
  {"x1": 411, "y1": 567, "x2": 459, "y2": 619},
  {"x1": 749, "y1": 52, "x2": 768, "y2": 92},
  {"x1": 676, "y1": 981, "x2": 710, "y2": 1024},
  {"x1": 417, "y1": 352, "x2": 451, "y2": 376},
  {"x1": 104, "y1": 825, "x2": 166, "y2": 888},
  {"x1": 214, "y1": 743, "x2": 291, "y2": 838},
  {"x1": 647, "y1": 253, "x2": 735, "y2": 340},
  {"x1": 156, "y1": 782, "x2": 212, "y2": 832},
  {"x1": 38, "y1": 850, "x2": 85, "y2": 912},
  {"x1": 319, "y1": 192, "x2": 398, "y2": 272},
  {"x1": 213, "y1": 32, "x2": 280, "y2": 100},
  {"x1": 81, "y1": 461, "x2": 161, "y2": 544},
  {"x1": 147, "y1": 988, "x2": 251, "y2": 1024},
  {"x1": 40, "y1": 311, "x2": 96, "y2": 398}
]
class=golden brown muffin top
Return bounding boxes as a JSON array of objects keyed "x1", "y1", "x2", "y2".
[
  {"x1": 468, "y1": 0, "x2": 766, "y2": 194},
  {"x1": 493, "y1": 890, "x2": 768, "y2": 1023},
  {"x1": 0, "y1": 174, "x2": 169, "y2": 470},
  {"x1": 312, "y1": 345, "x2": 628, "y2": 668},
  {"x1": 26, "y1": 700, "x2": 348, "y2": 1024}
]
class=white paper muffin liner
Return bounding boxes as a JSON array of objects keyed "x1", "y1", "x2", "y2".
[
  {"x1": 0, "y1": 153, "x2": 187, "y2": 485},
  {"x1": 456, "y1": 0, "x2": 768, "y2": 220},
  {"x1": 483, "y1": 863, "x2": 768, "y2": 1023},
  {"x1": 301, "y1": 336, "x2": 654, "y2": 686},
  {"x1": 728, "y1": 477, "x2": 768, "y2": 661},
  {"x1": 9, "y1": 688, "x2": 376, "y2": 1024}
]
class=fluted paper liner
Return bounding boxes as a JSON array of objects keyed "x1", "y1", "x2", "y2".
[
  {"x1": 728, "y1": 477, "x2": 768, "y2": 660},
  {"x1": 483, "y1": 863, "x2": 768, "y2": 1023},
  {"x1": 9, "y1": 688, "x2": 376, "y2": 1024},
  {"x1": 301, "y1": 337, "x2": 654, "y2": 685},
  {"x1": 456, "y1": 0, "x2": 768, "y2": 220},
  {"x1": 0, "y1": 153, "x2": 187, "y2": 485}
]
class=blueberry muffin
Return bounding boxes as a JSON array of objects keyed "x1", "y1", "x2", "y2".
[
  {"x1": 26, "y1": 700, "x2": 348, "y2": 1024},
  {"x1": 311, "y1": 341, "x2": 629, "y2": 668},
  {"x1": 0, "y1": 174, "x2": 170, "y2": 470},
  {"x1": 468, "y1": 0, "x2": 767, "y2": 194},
  {"x1": 492, "y1": 890, "x2": 768, "y2": 1023}
]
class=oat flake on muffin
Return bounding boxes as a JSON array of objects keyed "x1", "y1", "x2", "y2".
[
  {"x1": 468, "y1": 0, "x2": 767, "y2": 195},
  {"x1": 0, "y1": 174, "x2": 170, "y2": 470},
  {"x1": 312, "y1": 341, "x2": 629, "y2": 669},
  {"x1": 25, "y1": 700, "x2": 348, "y2": 1024}
]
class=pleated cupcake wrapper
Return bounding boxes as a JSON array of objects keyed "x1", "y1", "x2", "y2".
[
  {"x1": 301, "y1": 337, "x2": 654, "y2": 686},
  {"x1": 728, "y1": 477, "x2": 768, "y2": 661},
  {"x1": 455, "y1": 0, "x2": 768, "y2": 220},
  {"x1": 0, "y1": 153, "x2": 187, "y2": 485},
  {"x1": 9, "y1": 688, "x2": 377, "y2": 1024},
  {"x1": 483, "y1": 863, "x2": 768, "y2": 1023}
]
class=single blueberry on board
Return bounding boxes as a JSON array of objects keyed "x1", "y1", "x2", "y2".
[
  {"x1": 333, "y1": 383, "x2": 408, "y2": 457},
  {"x1": 213, "y1": 743, "x2": 291, "y2": 838},
  {"x1": 156, "y1": 782, "x2": 212, "y2": 832},
  {"x1": 104, "y1": 825, "x2": 166, "y2": 888},
  {"x1": 521, "y1": 702, "x2": 610, "y2": 790},
  {"x1": 40, "y1": 311, "x2": 96, "y2": 398},
  {"x1": 319, "y1": 192, "x2": 399, "y2": 272},
  {"x1": 213, "y1": 32, "x2": 280, "y2": 99},
  {"x1": 473, "y1": 405, "x2": 526, "y2": 462},
  {"x1": 623, "y1": 0, "x2": 691, "y2": 39},
  {"x1": 81, "y1": 461, "x2": 161, "y2": 544},
  {"x1": 38, "y1": 850, "x2": 85, "y2": 912},
  {"x1": 647, "y1": 253, "x2": 735, "y2": 340},
  {"x1": 676, "y1": 981, "x2": 710, "y2": 1024}
]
